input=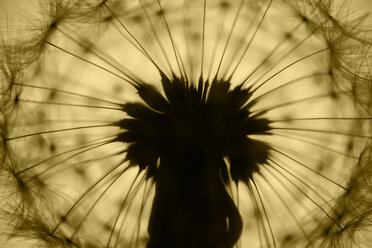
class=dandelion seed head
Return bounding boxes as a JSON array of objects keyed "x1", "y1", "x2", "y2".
[
  {"x1": 117, "y1": 76, "x2": 271, "y2": 184},
  {"x1": 1, "y1": 0, "x2": 372, "y2": 247}
]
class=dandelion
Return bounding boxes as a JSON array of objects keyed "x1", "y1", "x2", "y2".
[{"x1": 1, "y1": 0, "x2": 372, "y2": 247}]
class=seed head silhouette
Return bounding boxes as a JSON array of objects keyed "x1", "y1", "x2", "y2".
[{"x1": 1, "y1": 0, "x2": 372, "y2": 247}]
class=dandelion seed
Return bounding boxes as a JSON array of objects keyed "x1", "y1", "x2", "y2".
[{"x1": 1, "y1": 0, "x2": 372, "y2": 247}]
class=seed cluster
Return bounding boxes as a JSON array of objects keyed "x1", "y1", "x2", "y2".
[{"x1": 1, "y1": 0, "x2": 372, "y2": 247}]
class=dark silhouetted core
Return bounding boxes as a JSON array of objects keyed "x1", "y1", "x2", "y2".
[{"x1": 116, "y1": 74, "x2": 271, "y2": 247}]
